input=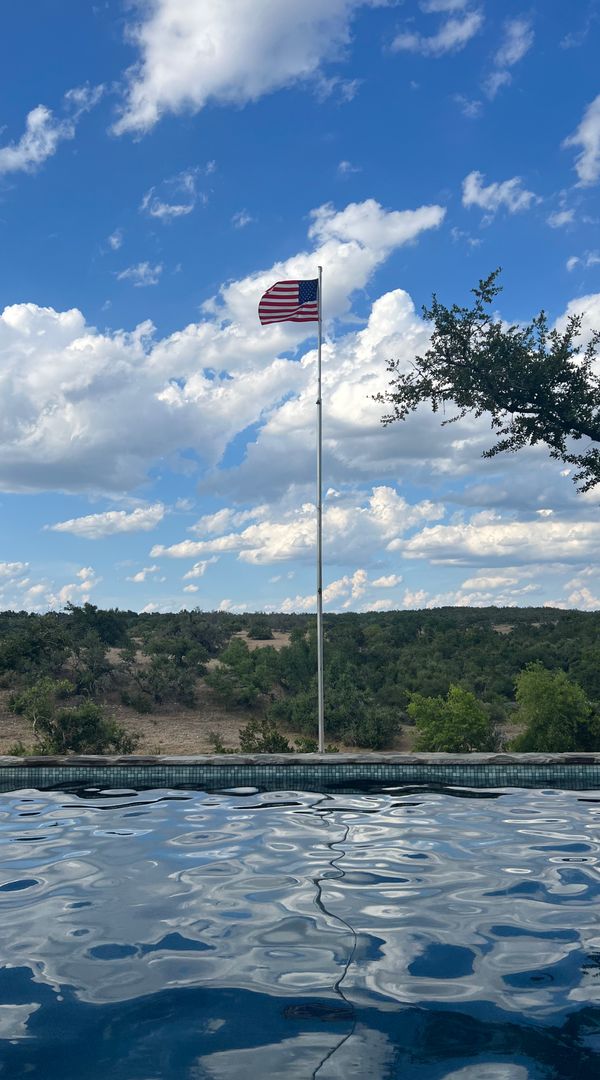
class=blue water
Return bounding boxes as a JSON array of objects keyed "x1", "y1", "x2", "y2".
[{"x1": 0, "y1": 785, "x2": 599, "y2": 1079}]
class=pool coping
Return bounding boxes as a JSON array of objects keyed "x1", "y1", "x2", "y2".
[{"x1": 1, "y1": 752, "x2": 600, "y2": 766}]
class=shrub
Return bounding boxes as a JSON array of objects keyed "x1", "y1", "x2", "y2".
[
  {"x1": 238, "y1": 717, "x2": 292, "y2": 753},
  {"x1": 37, "y1": 701, "x2": 138, "y2": 755},
  {"x1": 409, "y1": 685, "x2": 496, "y2": 752},
  {"x1": 511, "y1": 663, "x2": 600, "y2": 752}
]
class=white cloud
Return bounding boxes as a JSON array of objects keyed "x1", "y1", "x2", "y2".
[
  {"x1": 232, "y1": 210, "x2": 254, "y2": 228},
  {"x1": 0, "y1": 197, "x2": 443, "y2": 496},
  {"x1": 483, "y1": 17, "x2": 534, "y2": 98},
  {"x1": 47, "y1": 504, "x2": 165, "y2": 539},
  {"x1": 547, "y1": 208, "x2": 574, "y2": 228},
  {"x1": 116, "y1": 262, "x2": 163, "y2": 286},
  {"x1": 152, "y1": 487, "x2": 443, "y2": 566},
  {"x1": 48, "y1": 566, "x2": 101, "y2": 609},
  {"x1": 494, "y1": 17, "x2": 534, "y2": 68},
  {"x1": 372, "y1": 573, "x2": 402, "y2": 587},
  {"x1": 141, "y1": 167, "x2": 206, "y2": 222},
  {"x1": 392, "y1": 9, "x2": 483, "y2": 56},
  {"x1": 454, "y1": 94, "x2": 483, "y2": 119},
  {"x1": 403, "y1": 518, "x2": 600, "y2": 565},
  {"x1": 338, "y1": 159, "x2": 361, "y2": 175},
  {"x1": 420, "y1": 0, "x2": 469, "y2": 11},
  {"x1": 0, "y1": 561, "x2": 28, "y2": 577},
  {"x1": 0, "y1": 85, "x2": 103, "y2": 175},
  {"x1": 218, "y1": 598, "x2": 247, "y2": 613},
  {"x1": 183, "y1": 584, "x2": 199, "y2": 593},
  {"x1": 182, "y1": 557, "x2": 219, "y2": 579},
  {"x1": 126, "y1": 564, "x2": 161, "y2": 583},
  {"x1": 564, "y1": 95, "x2": 600, "y2": 186},
  {"x1": 107, "y1": 228, "x2": 124, "y2": 250},
  {"x1": 113, "y1": 0, "x2": 392, "y2": 135},
  {"x1": 462, "y1": 170, "x2": 539, "y2": 215},
  {"x1": 567, "y1": 251, "x2": 600, "y2": 272},
  {"x1": 364, "y1": 598, "x2": 393, "y2": 611}
]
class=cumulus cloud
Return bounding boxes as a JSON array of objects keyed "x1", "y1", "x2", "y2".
[
  {"x1": 403, "y1": 517, "x2": 600, "y2": 565},
  {"x1": 47, "y1": 504, "x2": 165, "y2": 539},
  {"x1": 182, "y1": 557, "x2": 219, "y2": 579},
  {"x1": 151, "y1": 486, "x2": 443, "y2": 566},
  {"x1": 564, "y1": 95, "x2": 600, "y2": 186},
  {"x1": 278, "y1": 568, "x2": 380, "y2": 612},
  {"x1": 392, "y1": 9, "x2": 483, "y2": 56},
  {"x1": 0, "y1": 84, "x2": 103, "y2": 175},
  {"x1": 462, "y1": 170, "x2": 539, "y2": 215},
  {"x1": 113, "y1": 0, "x2": 392, "y2": 135},
  {"x1": 126, "y1": 564, "x2": 161, "y2": 583},
  {"x1": 372, "y1": 573, "x2": 402, "y2": 587},
  {"x1": 0, "y1": 196, "x2": 443, "y2": 495},
  {"x1": 0, "y1": 561, "x2": 29, "y2": 577}
]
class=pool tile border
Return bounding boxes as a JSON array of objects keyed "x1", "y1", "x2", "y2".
[{"x1": 1, "y1": 753, "x2": 600, "y2": 791}]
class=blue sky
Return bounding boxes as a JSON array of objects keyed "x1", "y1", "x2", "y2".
[{"x1": 1, "y1": 0, "x2": 600, "y2": 615}]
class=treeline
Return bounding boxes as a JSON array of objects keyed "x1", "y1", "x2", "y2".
[{"x1": 1, "y1": 604, "x2": 600, "y2": 753}]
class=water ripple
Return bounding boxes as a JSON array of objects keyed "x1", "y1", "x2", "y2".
[{"x1": 0, "y1": 785, "x2": 599, "y2": 1078}]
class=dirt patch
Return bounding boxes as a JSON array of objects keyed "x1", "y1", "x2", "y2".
[
  {"x1": 492, "y1": 624, "x2": 514, "y2": 635},
  {"x1": 0, "y1": 682, "x2": 415, "y2": 756},
  {"x1": 233, "y1": 630, "x2": 291, "y2": 651}
]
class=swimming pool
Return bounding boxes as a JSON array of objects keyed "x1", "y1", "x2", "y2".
[{"x1": 1, "y1": 776, "x2": 599, "y2": 1078}]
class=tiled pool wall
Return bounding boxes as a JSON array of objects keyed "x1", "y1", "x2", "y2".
[{"x1": 1, "y1": 753, "x2": 600, "y2": 791}]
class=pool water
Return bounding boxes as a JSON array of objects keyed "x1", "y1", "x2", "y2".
[{"x1": 0, "y1": 784, "x2": 599, "y2": 1078}]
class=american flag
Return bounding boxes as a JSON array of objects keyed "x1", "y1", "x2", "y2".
[{"x1": 258, "y1": 278, "x2": 319, "y2": 325}]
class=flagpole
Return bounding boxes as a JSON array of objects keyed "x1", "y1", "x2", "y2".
[{"x1": 316, "y1": 265, "x2": 325, "y2": 753}]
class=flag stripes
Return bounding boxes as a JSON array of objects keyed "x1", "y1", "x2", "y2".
[{"x1": 258, "y1": 279, "x2": 319, "y2": 324}]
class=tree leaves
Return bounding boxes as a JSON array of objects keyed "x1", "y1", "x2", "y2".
[{"x1": 378, "y1": 270, "x2": 600, "y2": 490}]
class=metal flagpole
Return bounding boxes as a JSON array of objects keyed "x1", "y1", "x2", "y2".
[{"x1": 316, "y1": 266, "x2": 325, "y2": 753}]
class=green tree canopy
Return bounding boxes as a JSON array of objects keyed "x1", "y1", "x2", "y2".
[
  {"x1": 378, "y1": 271, "x2": 600, "y2": 491},
  {"x1": 408, "y1": 685, "x2": 495, "y2": 752},
  {"x1": 512, "y1": 663, "x2": 600, "y2": 752}
]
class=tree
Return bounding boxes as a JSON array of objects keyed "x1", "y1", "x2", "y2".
[
  {"x1": 9, "y1": 678, "x2": 136, "y2": 754},
  {"x1": 409, "y1": 685, "x2": 495, "y2": 752},
  {"x1": 511, "y1": 663, "x2": 600, "y2": 752},
  {"x1": 377, "y1": 271, "x2": 600, "y2": 491}
]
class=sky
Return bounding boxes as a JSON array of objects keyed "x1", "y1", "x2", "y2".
[{"x1": 1, "y1": 0, "x2": 600, "y2": 616}]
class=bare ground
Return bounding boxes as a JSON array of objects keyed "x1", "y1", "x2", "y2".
[
  {"x1": 0, "y1": 625, "x2": 416, "y2": 754},
  {"x1": 0, "y1": 683, "x2": 416, "y2": 754}
]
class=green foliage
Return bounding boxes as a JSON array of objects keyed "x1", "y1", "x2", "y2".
[
  {"x1": 9, "y1": 677, "x2": 136, "y2": 754},
  {"x1": 65, "y1": 603, "x2": 130, "y2": 646},
  {"x1": 38, "y1": 702, "x2": 137, "y2": 755},
  {"x1": 246, "y1": 619, "x2": 274, "y2": 640},
  {"x1": 409, "y1": 685, "x2": 496, "y2": 752},
  {"x1": 511, "y1": 663, "x2": 600, "y2": 752},
  {"x1": 378, "y1": 270, "x2": 600, "y2": 491},
  {"x1": 0, "y1": 615, "x2": 70, "y2": 681},
  {"x1": 10, "y1": 678, "x2": 74, "y2": 724},
  {"x1": 238, "y1": 716, "x2": 292, "y2": 753},
  {"x1": 71, "y1": 632, "x2": 112, "y2": 696},
  {"x1": 120, "y1": 689, "x2": 153, "y2": 713},
  {"x1": 205, "y1": 638, "x2": 278, "y2": 708}
]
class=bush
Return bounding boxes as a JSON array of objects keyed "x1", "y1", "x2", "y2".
[
  {"x1": 409, "y1": 685, "x2": 496, "y2": 752},
  {"x1": 120, "y1": 689, "x2": 153, "y2": 713},
  {"x1": 238, "y1": 716, "x2": 292, "y2": 753},
  {"x1": 511, "y1": 663, "x2": 600, "y2": 752},
  {"x1": 37, "y1": 701, "x2": 138, "y2": 755}
]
